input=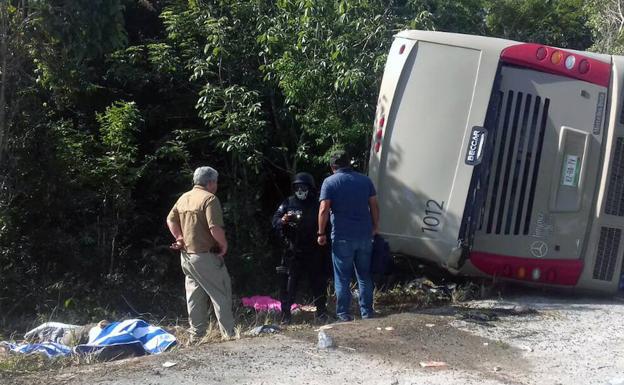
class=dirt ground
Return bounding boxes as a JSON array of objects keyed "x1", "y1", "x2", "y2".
[{"x1": 4, "y1": 292, "x2": 624, "y2": 385}]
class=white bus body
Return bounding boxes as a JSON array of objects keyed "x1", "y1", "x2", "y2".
[{"x1": 369, "y1": 30, "x2": 624, "y2": 293}]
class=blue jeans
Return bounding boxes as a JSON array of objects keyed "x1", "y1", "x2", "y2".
[{"x1": 331, "y1": 237, "x2": 373, "y2": 318}]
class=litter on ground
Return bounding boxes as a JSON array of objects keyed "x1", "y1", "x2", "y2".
[
  {"x1": 317, "y1": 330, "x2": 334, "y2": 349},
  {"x1": 248, "y1": 324, "x2": 281, "y2": 336},
  {"x1": 419, "y1": 361, "x2": 447, "y2": 368}
]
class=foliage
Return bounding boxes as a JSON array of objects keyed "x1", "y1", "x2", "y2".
[
  {"x1": 585, "y1": 0, "x2": 624, "y2": 54},
  {"x1": 259, "y1": 0, "x2": 417, "y2": 167},
  {"x1": 484, "y1": 0, "x2": 593, "y2": 49},
  {"x1": 32, "y1": 0, "x2": 128, "y2": 105}
]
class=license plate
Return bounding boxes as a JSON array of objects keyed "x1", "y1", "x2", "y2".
[{"x1": 562, "y1": 155, "x2": 580, "y2": 187}]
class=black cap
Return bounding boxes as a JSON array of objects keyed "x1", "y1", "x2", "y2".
[
  {"x1": 292, "y1": 172, "x2": 316, "y2": 189},
  {"x1": 330, "y1": 150, "x2": 350, "y2": 169}
]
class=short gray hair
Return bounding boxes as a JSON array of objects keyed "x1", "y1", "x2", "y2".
[{"x1": 193, "y1": 166, "x2": 219, "y2": 186}]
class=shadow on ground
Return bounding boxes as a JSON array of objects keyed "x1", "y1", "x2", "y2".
[{"x1": 284, "y1": 312, "x2": 529, "y2": 384}]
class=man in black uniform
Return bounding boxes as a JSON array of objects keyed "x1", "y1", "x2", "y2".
[{"x1": 272, "y1": 172, "x2": 329, "y2": 324}]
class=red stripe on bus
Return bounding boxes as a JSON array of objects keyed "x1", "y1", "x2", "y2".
[
  {"x1": 470, "y1": 251, "x2": 583, "y2": 286},
  {"x1": 501, "y1": 43, "x2": 611, "y2": 88}
]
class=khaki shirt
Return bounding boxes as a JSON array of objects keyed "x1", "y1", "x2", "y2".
[{"x1": 167, "y1": 186, "x2": 225, "y2": 253}]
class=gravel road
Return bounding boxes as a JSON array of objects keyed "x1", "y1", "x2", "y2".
[
  {"x1": 6, "y1": 292, "x2": 624, "y2": 385},
  {"x1": 450, "y1": 294, "x2": 624, "y2": 385}
]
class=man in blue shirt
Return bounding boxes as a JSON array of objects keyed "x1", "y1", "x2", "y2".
[{"x1": 317, "y1": 150, "x2": 380, "y2": 321}]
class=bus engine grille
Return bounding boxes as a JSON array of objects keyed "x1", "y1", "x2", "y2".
[
  {"x1": 481, "y1": 91, "x2": 550, "y2": 235},
  {"x1": 605, "y1": 137, "x2": 624, "y2": 216},
  {"x1": 593, "y1": 227, "x2": 622, "y2": 281}
]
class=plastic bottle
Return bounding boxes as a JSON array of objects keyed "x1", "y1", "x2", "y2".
[{"x1": 317, "y1": 330, "x2": 334, "y2": 348}]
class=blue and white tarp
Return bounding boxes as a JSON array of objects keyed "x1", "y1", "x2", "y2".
[
  {"x1": 0, "y1": 341, "x2": 73, "y2": 358},
  {"x1": 75, "y1": 319, "x2": 176, "y2": 355},
  {"x1": 1, "y1": 319, "x2": 176, "y2": 359}
]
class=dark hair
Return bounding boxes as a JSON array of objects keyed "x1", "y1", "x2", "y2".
[{"x1": 329, "y1": 150, "x2": 350, "y2": 169}]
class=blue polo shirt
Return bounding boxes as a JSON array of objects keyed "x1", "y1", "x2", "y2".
[{"x1": 319, "y1": 168, "x2": 376, "y2": 240}]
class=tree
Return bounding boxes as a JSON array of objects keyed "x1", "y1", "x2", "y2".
[
  {"x1": 484, "y1": 0, "x2": 593, "y2": 49},
  {"x1": 586, "y1": 0, "x2": 624, "y2": 54},
  {"x1": 0, "y1": 1, "x2": 35, "y2": 170},
  {"x1": 0, "y1": 0, "x2": 134, "y2": 319}
]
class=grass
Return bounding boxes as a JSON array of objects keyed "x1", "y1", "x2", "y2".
[
  {"x1": 374, "y1": 279, "x2": 489, "y2": 310},
  {"x1": 0, "y1": 353, "x2": 70, "y2": 375},
  {"x1": 166, "y1": 305, "x2": 287, "y2": 346},
  {"x1": 0, "y1": 348, "x2": 102, "y2": 376}
]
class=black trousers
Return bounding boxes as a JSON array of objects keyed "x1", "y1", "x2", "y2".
[{"x1": 279, "y1": 250, "x2": 328, "y2": 316}]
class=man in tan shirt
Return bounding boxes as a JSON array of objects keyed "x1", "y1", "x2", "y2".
[{"x1": 166, "y1": 166, "x2": 235, "y2": 340}]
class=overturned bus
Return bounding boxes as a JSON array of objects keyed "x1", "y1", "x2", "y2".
[{"x1": 368, "y1": 30, "x2": 624, "y2": 293}]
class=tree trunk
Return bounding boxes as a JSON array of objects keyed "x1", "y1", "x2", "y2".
[
  {"x1": 0, "y1": 3, "x2": 9, "y2": 165},
  {"x1": 109, "y1": 209, "x2": 120, "y2": 275},
  {"x1": 269, "y1": 92, "x2": 295, "y2": 175}
]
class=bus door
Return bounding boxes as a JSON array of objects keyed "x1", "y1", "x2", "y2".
[{"x1": 470, "y1": 64, "x2": 608, "y2": 285}]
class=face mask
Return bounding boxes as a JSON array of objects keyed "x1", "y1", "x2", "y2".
[{"x1": 294, "y1": 186, "x2": 309, "y2": 200}]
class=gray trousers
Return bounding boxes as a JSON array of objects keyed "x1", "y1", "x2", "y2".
[{"x1": 180, "y1": 251, "x2": 235, "y2": 338}]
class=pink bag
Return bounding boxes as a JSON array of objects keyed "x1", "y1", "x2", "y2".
[{"x1": 241, "y1": 295, "x2": 299, "y2": 312}]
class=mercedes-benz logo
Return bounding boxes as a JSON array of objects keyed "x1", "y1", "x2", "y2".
[{"x1": 530, "y1": 241, "x2": 548, "y2": 258}]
